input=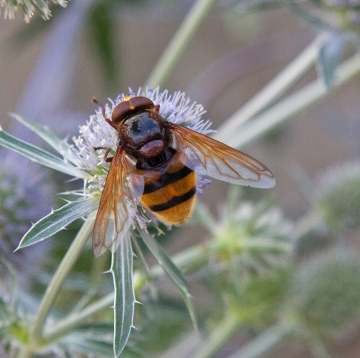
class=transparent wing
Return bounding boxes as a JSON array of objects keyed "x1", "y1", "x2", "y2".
[
  {"x1": 168, "y1": 123, "x2": 275, "y2": 188},
  {"x1": 92, "y1": 148, "x2": 143, "y2": 257}
]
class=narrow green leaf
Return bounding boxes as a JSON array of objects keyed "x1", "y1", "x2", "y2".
[
  {"x1": 73, "y1": 340, "x2": 114, "y2": 357},
  {"x1": 0, "y1": 128, "x2": 85, "y2": 178},
  {"x1": 318, "y1": 32, "x2": 345, "y2": 89},
  {"x1": 140, "y1": 230, "x2": 197, "y2": 329},
  {"x1": 0, "y1": 297, "x2": 11, "y2": 329},
  {"x1": 73, "y1": 323, "x2": 114, "y2": 340},
  {"x1": 227, "y1": 325, "x2": 290, "y2": 358},
  {"x1": 10, "y1": 113, "x2": 71, "y2": 156},
  {"x1": 17, "y1": 198, "x2": 99, "y2": 249},
  {"x1": 0, "y1": 257, "x2": 17, "y2": 310},
  {"x1": 111, "y1": 234, "x2": 135, "y2": 357},
  {"x1": 62, "y1": 332, "x2": 114, "y2": 357}
]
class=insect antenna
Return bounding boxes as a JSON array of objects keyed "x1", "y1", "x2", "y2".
[
  {"x1": 92, "y1": 97, "x2": 118, "y2": 130},
  {"x1": 92, "y1": 97, "x2": 106, "y2": 118}
]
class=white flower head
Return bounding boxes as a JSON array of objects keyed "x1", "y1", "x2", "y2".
[
  {"x1": 1, "y1": 0, "x2": 68, "y2": 22},
  {"x1": 71, "y1": 87, "x2": 213, "y2": 223}
]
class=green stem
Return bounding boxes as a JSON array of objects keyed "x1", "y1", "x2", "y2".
[
  {"x1": 243, "y1": 238, "x2": 292, "y2": 252},
  {"x1": 144, "y1": 0, "x2": 217, "y2": 88},
  {"x1": 216, "y1": 34, "x2": 326, "y2": 142},
  {"x1": 160, "y1": 331, "x2": 202, "y2": 358},
  {"x1": 292, "y1": 210, "x2": 323, "y2": 241},
  {"x1": 308, "y1": 337, "x2": 335, "y2": 358},
  {"x1": 193, "y1": 314, "x2": 239, "y2": 358},
  {"x1": 45, "y1": 292, "x2": 113, "y2": 342},
  {"x1": 43, "y1": 270, "x2": 147, "y2": 345},
  {"x1": 227, "y1": 324, "x2": 292, "y2": 358},
  {"x1": 216, "y1": 52, "x2": 360, "y2": 149},
  {"x1": 43, "y1": 274, "x2": 154, "y2": 343},
  {"x1": 152, "y1": 241, "x2": 210, "y2": 277},
  {"x1": 89, "y1": 249, "x2": 110, "y2": 289},
  {"x1": 28, "y1": 215, "x2": 95, "y2": 349}
]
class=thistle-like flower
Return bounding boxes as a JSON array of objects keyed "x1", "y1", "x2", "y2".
[
  {"x1": 314, "y1": 161, "x2": 360, "y2": 231},
  {"x1": 72, "y1": 87, "x2": 213, "y2": 200},
  {"x1": 6, "y1": 88, "x2": 215, "y2": 253},
  {"x1": 284, "y1": 250, "x2": 360, "y2": 340},
  {"x1": 205, "y1": 187, "x2": 292, "y2": 280},
  {"x1": 0, "y1": 0, "x2": 68, "y2": 22},
  {"x1": 4, "y1": 85, "x2": 275, "y2": 258},
  {"x1": 0, "y1": 153, "x2": 52, "y2": 277},
  {"x1": 73, "y1": 88, "x2": 213, "y2": 245}
]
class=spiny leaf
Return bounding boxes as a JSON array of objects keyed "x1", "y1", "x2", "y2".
[
  {"x1": 0, "y1": 128, "x2": 85, "y2": 178},
  {"x1": 111, "y1": 234, "x2": 135, "y2": 357},
  {"x1": 317, "y1": 32, "x2": 345, "y2": 89},
  {"x1": 10, "y1": 113, "x2": 71, "y2": 156},
  {"x1": 17, "y1": 198, "x2": 99, "y2": 249},
  {"x1": 140, "y1": 230, "x2": 197, "y2": 329}
]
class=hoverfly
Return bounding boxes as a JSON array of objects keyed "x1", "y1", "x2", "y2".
[{"x1": 92, "y1": 95, "x2": 275, "y2": 257}]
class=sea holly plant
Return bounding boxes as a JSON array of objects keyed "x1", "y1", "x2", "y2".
[
  {"x1": 2, "y1": 0, "x2": 360, "y2": 357},
  {"x1": 0, "y1": 87, "x2": 215, "y2": 356}
]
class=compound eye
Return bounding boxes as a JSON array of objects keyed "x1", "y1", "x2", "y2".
[
  {"x1": 130, "y1": 96, "x2": 154, "y2": 109},
  {"x1": 124, "y1": 114, "x2": 162, "y2": 147}
]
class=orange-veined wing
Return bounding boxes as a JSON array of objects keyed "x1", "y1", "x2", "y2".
[
  {"x1": 168, "y1": 123, "x2": 275, "y2": 188},
  {"x1": 92, "y1": 148, "x2": 143, "y2": 257}
]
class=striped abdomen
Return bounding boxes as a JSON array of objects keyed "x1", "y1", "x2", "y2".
[{"x1": 141, "y1": 153, "x2": 196, "y2": 224}]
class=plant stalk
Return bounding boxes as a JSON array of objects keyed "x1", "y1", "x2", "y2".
[
  {"x1": 28, "y1": 215, "x2": 95, "y2": 348},
  {"x1": 292, "y1": 211, "x2": 323, "y2": 241},
  {"x1": 226, "y1": 324, "x2": 291, "y2": 358},
  {"x1": 218, "y1": 53, "x2": 360, "y2": 149},
  {"x1": 44, "y1": 292, "x2": 113, "y2": 342},
  {"x1": 193, "y1": 314, "x2": 239, "y2": 358},
  {"x1": 144, "y1": 0, "x2": 217, "y2": 88},
  {"x1": 216, "y1": 34, "x2": 326, "y2": 142}
]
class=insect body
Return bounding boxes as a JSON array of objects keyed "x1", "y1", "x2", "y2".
[{"x1": 92, "y1": 96, "x2": 275, "y2": 257}]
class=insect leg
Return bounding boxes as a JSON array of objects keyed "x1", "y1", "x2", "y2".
[{"x1": 93, "y1": 146, "x2": 113, "y2": 162}]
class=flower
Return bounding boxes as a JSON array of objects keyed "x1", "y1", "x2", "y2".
[
  {"x1": 207, "y1": 187, "x2": 293, "y2": 280},
  {"x1": 0, "y1": 152, "x2": 53, "y2": 281},
  {"x1": 70, "y1": 87, "x2": 213, "y2": 219},
  {"x1": 10, "y1": 87, "x2": 214, "y2": 252},
  {"x1": 0, "y1": 0, "x2": 68, "y2": 22},
  {"x1": 284, "y1": 250, "x2": 360, "y2": 339},
  {"x1": 314, "y1": 161, "x2": 360, "y2": 231}
]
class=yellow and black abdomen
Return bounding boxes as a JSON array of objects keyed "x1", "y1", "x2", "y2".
[{"x1": 141, "y1": 154, "x2": 196, "y2": 225}]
